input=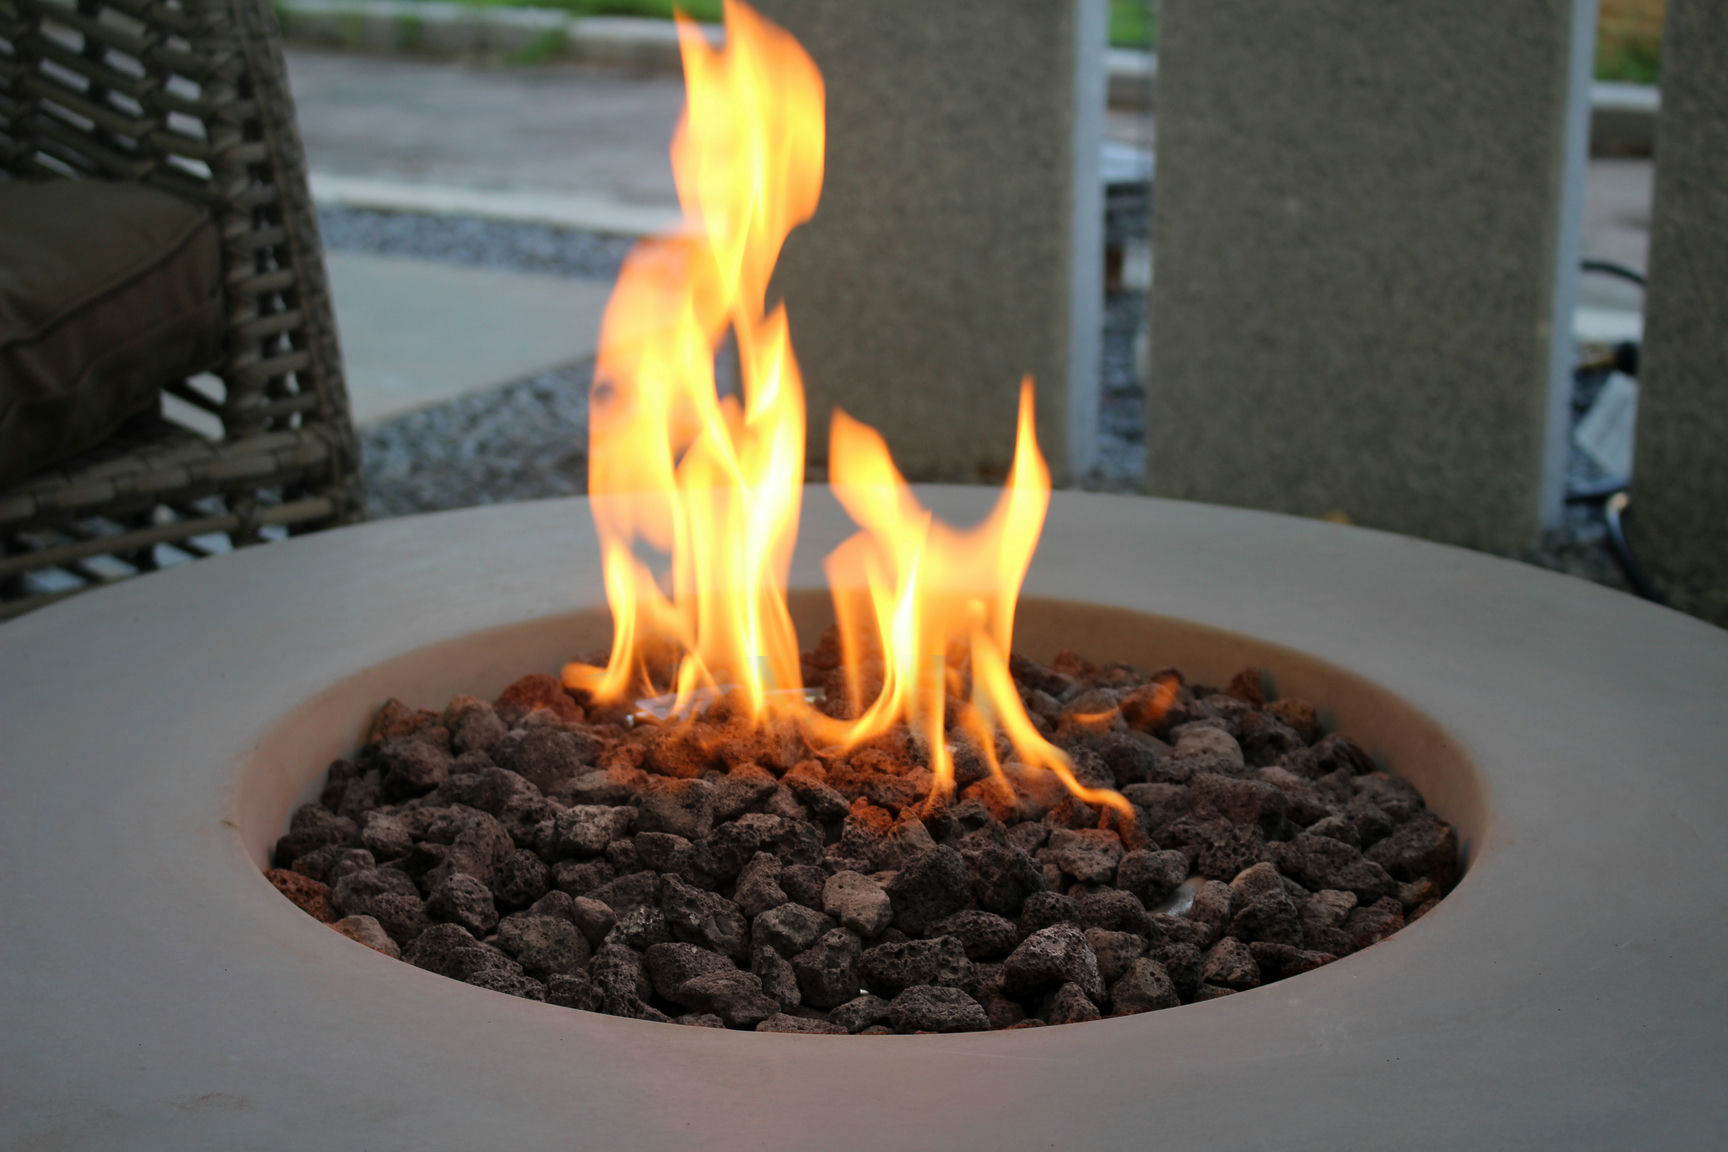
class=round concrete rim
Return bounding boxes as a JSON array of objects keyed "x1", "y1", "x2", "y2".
[{"x1": 2, "y1": 488, "x2": 1724, "y2": 1150}]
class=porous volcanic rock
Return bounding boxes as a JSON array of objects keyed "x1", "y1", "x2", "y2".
[{"x1": 265, "y1": 656, "x2": 1459, "y2": 1032}]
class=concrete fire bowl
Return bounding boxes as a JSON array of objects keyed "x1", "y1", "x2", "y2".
[{"x1": 1, "y1": 489, "x2": 1724, "y2": 1149}]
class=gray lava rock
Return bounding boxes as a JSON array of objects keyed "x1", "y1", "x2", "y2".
[
  {"x1": 404, "y1": 922, "x2": 521, "y2": 983},
  {"x1": 1111, "y1": 957, "x2": 1181, "y2": 1013},
  {"x1": 1344, "y1": 896, "x2": 1406, "y2": 950},
  {"x1": 604, "y1": 904, "x2": 673, "y2": 951},
  {"x1": 831, "y1": 994, "x2": 893, "y2": 1033},
  {"x1": 734, "y1": 852, "x2": 789, "y2": 918},
  {"x1": 792, "y1": 928, "x2": 864, "y2": 1009},
  {"x1": 645, "y1": 942, "x2": 736, "y2": 1002},
  {"x1": 274, "y1": 804, "x2": 359, "y2": 867},
  {"x1": 888, "y1": 985, "x2": 990, "y2": 1033},
  {"x1": 545, "y1": 972, "x2": 605, "y2": 1013},
  {"x1": 489, "y1": 847, "x2": 549, "y2": 910},
  {"x1": 1044, "y1": 982, "x2": 1102, "y2": 1025},
  {"x1": 1046, "y1": 828, "x2": 1125, "y2": 884},
  {"x1": 360, "y1": 811, "x2": 414, "y2": 861},
  {"x1": 444, "y1": 696, "x2": 509, "y2": 755},
  {"x1": 549, "y1": 805, "x2": 632, "y2": 859},
  {"x1": 552, "y1": 858, "x2": 615, "y2": 898},
  {"x1": 1018, "y1": 891, "x2": 1082, "y2": 939},
  {"x1": 887, "y1": 846, "x2": 973, "y2": 935},
  {"x1": 711, "y1": 765, "x2": 779, "y2": 822},
  {"x1": 823, "y1": 870, "x2": 893, "y2": 938},
  {"x1": 929, "y1": 910, "x2": 1019, "y2": 961},
  {"x1": 495, "y1": 726, "x2": 595, "y2": 794},
  {"x1": 679, "y1": 1013, "x2": 728, "y2": 1028},
  {"x1": 859, "y1": 936, "x2": 973, "y2": 997},
  {"x1": 1076, "y1": 887, "x2": 1151, "y2": 936},
  {"x1": 590, "y1": 870, "x2": 661, "y2": 913},
  {"x1": 568, "y1": 894, "x2": 617, "y2": 947},
  {"x1": 1115, "y1": 849, "x2": 1189, "y2": 907},
  {"x1": 752, "y1": 944, "x2": 801, "y2": 1009},
  {"x1": 1085, "y1": 928, "x2": 1147, "y2": 983},
  {"x1": 1365, "y1": 815, "x2": 1459, "y2": 884},
  {"x1": 423, "y1": 805, "x2": 514, "y2": 887},
  {"x1": 961, "y1": 839, "x2": 1049, "y2": 917},
  {"x1": 636, "y1": 778, "x2": 716, "y2": 840},
  {"x1": 378, "y1": 739, "x2": 454, "y2": 799},
  {"x1": 1002, "y1": 923, "x2": 1106, "y2": 1003},
  {"x1": 661, "y1": 875, "x2": 749, "y2": 961},
  {"x1": 1273, "y1": 835, "x2": 1397, "y2": 903},
  {"x1": 590, "y1": 941, "x2": 652, "y2": 1003},
  {"x1": 1170, "y1": 724, "x2": 1244, "y2": 769},
  {"x1": 756, "y1": 1013, "x2": 847, "y2": 1034},
  {"x1": 331, "y1": 866, "x2": 431, "y2": 945},
  {"x1": 779, "y1": 864, "x2": 828, "y2": 910},
  {"x1": 496, "y1": 912, "x2": 589, "y2": 980},
  {"x1": 1201, "y1": 936, "x2": 1261, "y2": 990},
  {"x1": 678, "y1": 970, "x2": 781, "y2": 1028},
  {"x1": 754, "y1": 902, "x2": 834, "y2": 957},
  {"x1": 426, "y1": 871, "x2": 499, "y2": 937},
  {"x1": 1152, "y1": 941, "x2": 1204, "y2": 999},
  {"x1": 331, "y1": 914, "x2": 400, "y2": 958}
]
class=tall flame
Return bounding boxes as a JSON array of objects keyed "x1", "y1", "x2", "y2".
[
  {"x1": 566, "y1": 0, "x2": 822, "y2": 720},
  {"x1": 566, "y1": 0, "x2": 1126, "y2": 820}
]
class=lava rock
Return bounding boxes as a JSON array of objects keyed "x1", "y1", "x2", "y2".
[
  {"x1": 605, "y1": 904, "x2": 673, "y2": 951},
  {"x1": 734, "y1": 852, "x2": 790, "y2": 918},
  {"x1": 831, "y1": 994, "x2": 893, "y2": 1033},
  {"x1": 1201, "y1": 937, "x2": 1261, "y2": 991},
  {"x1": 331, "y1": 914, "x2": 400, "y2": 958},
  {"x1": 1044, "y1": 982, "x2": 1103, "y2": 1025},
  {"x1": 757, "y1": 1013, "x2": 847, "y2": 1034},
  {"x1": 888, "y1": 985, "x2": 990, "y2": 1033},
  {"x1": 637, "y1": 778, "x2": 716, "y2": 840},
  {"x1": 590, "y1": 870, "x2": 661, "y2": 913},
  {"x1": 961, "y1": 840, "x2": 1047, "y2": 915},
  {"x1": 886, "y1": 846, "x2": 973, "y2": 935},
  {"x1": 1191, "y1": 773, "x2": 1287, "y2": 835},
  {"x1": 492, "y1": 848, "x2": 551, "y2": 910},
  {"x1": 1085, "y1": 929, "x2": 1147, "y2": 983},
  {"x1": 545, "y1": 972, "x2": 605, "y2": 1013},
  {"x1": 1365, "y1": 815, "x2": 1459, "y2": 885},
  {"x1": 1046, "y1": 828, "x2": 1126, "y2": 884},
  {"x1": 331, "y1": 866, "x2": 429, "y2": 943},
  {"x1": 1344, "y1": 896, "x2": 1406, "y2": 950},
  {"x1": 495, "y1": 726, "x2": 594, "y2": 794},
  {"x1": 677, "y1": 970, "x2": 781, "y2": 1028},
  {"x1": 792, "y1": 928, "x2": 864, "y2": 1009},
  {"x1": 274, "y1": 805, "x2": 359, "y2": 867},
  {"x1": 754, "y1": 903, "x2": 835, "y2": 958},
  {"x1": 567, "y1": 894, "x2": 617, "y2": 947},
  {"x1": 645, "y1": 941, "x2": 734, "y2": 1001},
  {"x1": 553, "y1": 859, "x2": 616, "y2": 898},
  {"x1": 752, "y1": 944, "x2": 801, "y2": 1009},
  {"x1": 405, "y1": 922, "x2": 522, "y2": 983},
  {"x1": 378, "y1": 739, "x2": 453, "y2": 799},
  {"x1": 497, "y1": 912, "x2": 589, "y2": 980},
  {"x1": 361, "y1": 811, "x2": 415, "y2": 861},
  {"x1": 548, "y1": 805, "x2": 632, "y2": 859},
  {"x1": 266, "y1": 868, "x2": 337, "y2": 923},
  {"x1": 823, "y1": 870, "x2": 893, "y2": 938},
  {"x1": 859, "y1": 936, "x2": 973, "y2": 997},
  {"x1": 1273, "y1": 835, "x2": 1398, "y2": 903},
  {"x1": 929, "y1": 910, "x2": 1019, "y2": 961},
  {"x1": 1169, "y1": 724, "x2": 1245, "y2": 770},
  {"x1": 1151, "y1": 941, "x2": 1204, "y2": 999},
  {"x1": 660, "y1": 875, "x2": 749, "y2": 961},
  {"x1": 1248, "y1": 941, "x2": 1337, "y2": 982},
  {"x1": 426, "y1": 871, "x2": 499, "y2": 937},
  {"x1": 1018, "y1": 891, "x2": 1082, "y2": 939},
  {"x1": 1076, "y1": 887, "x2": 1151, "y2": 936},
  {"x1": 780, "y1": 863, "x2": 828, "y2": 909},
  {"x1": 1115, "y1": 849, "x2": 1189, "y2": 908},
  {"x1": 1002, "y1": 923, "x2": 1106, "y2": 1002}
]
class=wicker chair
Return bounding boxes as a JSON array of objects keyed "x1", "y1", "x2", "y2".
[{"x1": 0, "y1": 0, "x2": 362, "y2": 620}]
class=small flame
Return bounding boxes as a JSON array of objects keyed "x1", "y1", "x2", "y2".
[{"x1": 565, "y1": 0, "x2": 1126, "y2": 820}]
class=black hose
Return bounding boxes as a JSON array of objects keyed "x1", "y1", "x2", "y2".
[
  {"x1": 1603, "y1": 492, "x2": 1664, "y2": 603},
  {"x1": 1581, "y1": 258, "x2": 1649, "y2": 289}
]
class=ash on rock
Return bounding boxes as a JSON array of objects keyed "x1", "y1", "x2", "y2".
[{"x1": 266, "y1": 638, "x2": 1459, "y2": 1033}]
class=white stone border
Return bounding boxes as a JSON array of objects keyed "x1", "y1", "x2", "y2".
[{"x1": 1, "y1": 491, "x2": 1724, "y2": 1148}]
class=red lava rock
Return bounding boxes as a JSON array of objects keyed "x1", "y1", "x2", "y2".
[
  {"x1": 267, "y1": 868, "x2": 336, "y2": 922},
  {"x1": 1225, "y1": 668, "x2": 1267, "y2": 707},
  {"x1": 495, "y1": 673, "x2": 584, "y2": 724}
]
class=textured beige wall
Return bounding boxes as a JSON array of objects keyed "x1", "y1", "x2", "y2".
[{"x1": 1628, "y1": 0, "x2": 1728, "y2": 625}]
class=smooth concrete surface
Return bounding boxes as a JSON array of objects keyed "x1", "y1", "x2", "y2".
[
  {"x1": 1628, "y1": 0, "x2": 1728, "y2": 627},
  {"x1": 2, "y1": 492, "x2": 1726, "y2": 1149},
  {"x1": 750, "y1": 0, "x2": 1103, "y2": 485},
  {"x1": 324, "y1": 251, "x2": 613, "y2": 425},
  {"x1": 1147, "y1": 0, "x2": 1593, "y2": 554}
]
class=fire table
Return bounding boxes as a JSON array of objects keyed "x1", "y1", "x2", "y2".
[{"x1": 1, "y1": 488, "x2": 1724, "y2": 1149}]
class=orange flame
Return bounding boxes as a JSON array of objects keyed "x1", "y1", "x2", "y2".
[
  {"x1": 565, "y1": 0, "x2": 1126, "y2": 820},
  {"x1": 565, "y1": 0, "x2": 821, "y2": 720}
]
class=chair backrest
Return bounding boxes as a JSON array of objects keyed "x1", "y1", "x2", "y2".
[{"x1": 0, "y1": 0, "x2": 357, "y2": 460}]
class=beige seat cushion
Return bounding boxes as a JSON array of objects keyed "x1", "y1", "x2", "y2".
[{"x1": 0, "y1": 179, "x2": 225, "y2": 488}]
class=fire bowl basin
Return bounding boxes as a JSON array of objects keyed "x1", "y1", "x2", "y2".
[{"x1": 1, "y1": 488, "x2": 1724, "y2": 1149}]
